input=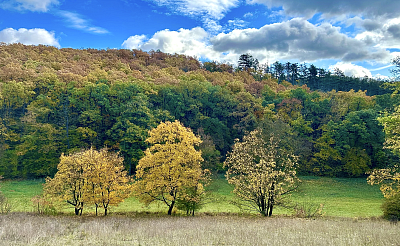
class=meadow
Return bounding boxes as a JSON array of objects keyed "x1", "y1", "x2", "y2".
[
  {"x1": 0, "y1": 213, "x2": 398, "y2": 246},
  {"x1": 0, "y1": 176, "x2": 393, "y2": 246},
  {"x1": 0, "y1": 176, "x2": 385, "y2": 217}
]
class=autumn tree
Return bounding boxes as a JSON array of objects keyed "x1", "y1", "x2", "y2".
[
  {"x1": 43, "y1": 151, "x2": 86, "y2": 215},
  {"x1": 44, "y1": 147, "x2": 132, "y2": 216},
  {"x1": 133, "y1": 120, "x2": 205, "y2": 215},
  {"x1": 367, "y1": 106, "x2": 400, "y2": 197},
  {"x1": 81, "y1": 148, "x2": 132, "y2": 216},
  {"x1": 224, "y1": 120, "x2": 299, "y2": 216}
]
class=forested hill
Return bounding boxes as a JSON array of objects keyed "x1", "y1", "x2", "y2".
[{"x1": 0, "y1": 43, "x2": 399, "y2": 179}]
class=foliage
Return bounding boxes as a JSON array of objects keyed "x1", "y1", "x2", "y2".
[
  {"x1": 0, "y1": 44, "x2": 396, "y2": 179},
  {"x1": 367, "y1": 166, "x2": 400, "y2": 198},
  {"x1": 292, "y1": 199, "x2": 324, "y2": 218},
  {"x1": 31, "y1": 195, "x2": 57, "y2": 215},
  {"x1": 381, "y1": 193, "x2": 400, "y2": 221},
  {"x1": 0, "y1": 176, "x2": 11, "y2": 214},
  {"x1": 224, "y1": 120, "x2": 299, "y2": 216},
  {"x1": 133, "y1": 120, "x2": 206, "y2": 215},
  {"x1": 379, "y1": 106, "x2": 400, "y2": 156},
  {"x1": 43, "y1": 147, "x2": 132, "y2": 215}
]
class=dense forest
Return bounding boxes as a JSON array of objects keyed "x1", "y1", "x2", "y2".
[{"x1": 1, "y1": 43, "x2": 399, "y2": 179}]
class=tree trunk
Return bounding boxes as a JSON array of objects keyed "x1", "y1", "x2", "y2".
[{"x1": 167, "y1": 200, "x2": 175, "y2": 215}]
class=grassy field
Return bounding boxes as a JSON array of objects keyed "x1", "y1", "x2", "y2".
[
  {"x1": 0, "y1": 213, "x2": 398, "y2": 246},
  {"x1": 0, "y1": 176, "x2": 385, "y2": 217}
]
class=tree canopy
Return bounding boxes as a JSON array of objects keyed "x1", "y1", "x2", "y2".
[
  {"x1": 224, "y1": 120, "x2": 299, "y2": 216},
  {"x1": 133, "y1": 120, "x2": 205, "y2": 215}
]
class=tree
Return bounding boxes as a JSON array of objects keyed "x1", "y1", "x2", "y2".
[
  {"x1": 82, "y1": 148, "x2": 132, "y2": 216},
  {"x1": 390, "y1": 56, "x2": 400, "y2": 81},
  {"x1": 367, "y1": 105, "x2": 400, "y2": 198},
  {"x1": 238, "y1": 53, "x2": 259, "y2": 71},
  {"x1": 133, "y1": 120, "x2": 205, "y2": 215},
  {"x1": 44, "y1": 147, "x2": 132, "y2": 216},
  {"x1": 43, "y1": 151, "x2": 87, "y2": 215},
  {"x1": 224, "y1": 120, "x2": 299, "y2": 216}
]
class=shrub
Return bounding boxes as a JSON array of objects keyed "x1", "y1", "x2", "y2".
[
  {"x1": 293, "y1": 200, "x2": 325, "y2": 218},
  {"x1": 0, "y1": 192, "x2": 11, "y2": 214},
  {"x1": 381, "y1": 193, "x2": 400, "y2": 221},
  {"x1": 0, "y1": 176, "x2": 11, "y2": 214},
  {"x1": 31, "y1": 195, "x2": 57, "y2": 215}
]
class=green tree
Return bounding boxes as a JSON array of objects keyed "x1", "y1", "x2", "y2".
[
  {"x1": 224, "y1": 120, "x2": 299, "y2": 216},
  {"x1": 133, "y1": 120, "x2": 205, "y2": 215}
]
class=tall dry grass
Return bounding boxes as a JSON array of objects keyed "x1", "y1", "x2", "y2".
[{"x1": 0, "y1": 213, "x2": 398, "y2": 245}]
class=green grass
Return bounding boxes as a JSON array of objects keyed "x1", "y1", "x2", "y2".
[
  {"x1": 0, "y1": 176, "x2": 385, "y2": 217},
  {"x1": 0, "y1": 179, "x2": 44, "y2": 212},
  {"x1": 292, "y1": 176, "x2": 385, "y2": 217}
]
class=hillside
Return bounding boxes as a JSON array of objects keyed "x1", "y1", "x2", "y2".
[{"x1": 0, "y1": 43, "x2": 399, "y2": 179}]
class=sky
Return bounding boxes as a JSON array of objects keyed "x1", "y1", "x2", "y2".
[{"x1": 1, "y1": 0, "x2": 400, "y2": 79}]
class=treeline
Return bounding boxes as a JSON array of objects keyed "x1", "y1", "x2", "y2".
[
  {"x1": 0, "y1": 43, "x2": 399, "y2": 179},
  {"x1": 205, "y1": 54, "x2": 391, "y2": 95}
]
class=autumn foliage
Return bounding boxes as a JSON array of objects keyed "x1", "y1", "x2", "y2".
[
  {"x1": 224, "y1": 120, "x2": 299, "y2": 216},
  {"x1": 44, "y1": 147, "x2": 132, "y2": 215},
  {"x1": 133, "y1": 120, "x2": 206, "y2": 215}
]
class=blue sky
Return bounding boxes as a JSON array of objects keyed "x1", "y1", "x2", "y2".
[{"x1": 1, "y1": 0, "x2": 400, "y2": 79}]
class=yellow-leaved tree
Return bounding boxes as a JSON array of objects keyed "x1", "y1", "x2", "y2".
[
  {"x1": 133, "y1": 120, "x2": 204, "y2": 215},
  {"x1": 368, "y1": 106, "x2": 400, "y2": 198},
  {"x1": 224, "y1": 120, "x2": 299, "y2": 216},
  {"x1": 44, "y1": 147, "x2": 132, "y2": 216}
]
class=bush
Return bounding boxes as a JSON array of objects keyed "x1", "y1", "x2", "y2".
[
  {"x1": 381, "y1": 193, "x2": 400, "y2": 221},
  {"x1": 0, "y1": 192, "x2": 11, "y2": 214},
  {"x1": 293, "y1": 200, "x2": 325, "y2": 218},
  {"x1": 0, "y1": 175, "x2": 11, "y2": 214},
  {"x1": 31, "y1": 195, "x2": 57, "y2": 215}
]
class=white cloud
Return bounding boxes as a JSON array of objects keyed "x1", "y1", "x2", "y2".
[
  {"x1": 0, "y1": 0, "x2": 59, "y2": 12},
  {"x1": 150, "y1": 0, "x2": 239, "y2": 19},
  {"x1": 122, "y1": 35, "x2": 147, "y2": 50},
  {"x1": 57, "y1": 11, "x2": 109, "y2": 34},
  {"x1": 148, "y1": 0, "x2": 239, "y2": 31},
  {"x1": 0, "y1": 28, "x2": 60, "y2": 47},
  {"x1": 228, "y1": 19, "x2": 248, "y2": 29},
  {"x1": 373, "y1": 74, "x2": 390, "y2": 81},
  {"x1": 329, "y1": 62, "x2": 372, "y2": 77},
  {"x1": 248, "y1": 0, "x2": 400, "y2": 19},
  {"x1": 211, "y1": 18, "x2": 390, "y2": 63},
  {"x1": 355, "y1": 18, "x2": 400, "y2": 50},
  {"x1": 122, "y1": 27, "x2": 232, "y2": 61}
]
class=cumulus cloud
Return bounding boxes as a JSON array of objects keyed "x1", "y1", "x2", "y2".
[
  {"x1": 329, "y1": 62, "x2": 372, "y2": 77},
  {"x1": 210, "y1": 18, "x2": 390, "y2": 63},
  {"x1": 248, "y1": 0, "x2": 400, "y2": 19},
  {"x1": 122, "y1": 27, "x2": 240, "y2": 62},
  {"x1": 0, "y1": 0, "x2": 59, "y2": 12},
  {"x1": 123, "y1": 27, "x2": 210, "y2": 57},
  {"x1": 122, "y1": 35, "x2": 147, "y2": 50},
  {"x1": 0, "y1": 28, "x2": 59, "y2": 47},
  {"x1": 355, "y1": 18, "x2": 400, "y2": 50},
  {"x1": 57, "y1": 11, "x2": 109, "y2": 34}
]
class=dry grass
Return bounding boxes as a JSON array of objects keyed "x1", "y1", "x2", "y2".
[{"x1": 0, "y1": 213, "x2": 399, "y2": 246}]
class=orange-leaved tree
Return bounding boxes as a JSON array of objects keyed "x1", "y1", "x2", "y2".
[
  {"x1": 44, "y1": 147, "x2": 132, "y2": 216},
  {"x1": 133, "y1": 120, "x2": 204, "y2": 215}
]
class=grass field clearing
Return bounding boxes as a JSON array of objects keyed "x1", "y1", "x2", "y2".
[{"x1": 0, "y1": 176, "x2": 385, "y2": 217}]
